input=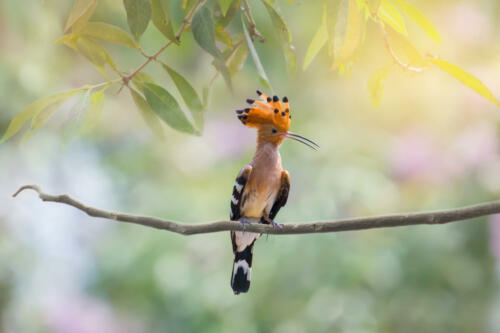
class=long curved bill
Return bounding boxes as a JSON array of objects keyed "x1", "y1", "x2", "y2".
[{"x1": 283, "y1": 131, "x2": 320, "y2": 150}]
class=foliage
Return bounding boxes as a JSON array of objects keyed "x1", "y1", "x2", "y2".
[{"x1": 1, "y1": 0, "x2": 499, "y2": 143}]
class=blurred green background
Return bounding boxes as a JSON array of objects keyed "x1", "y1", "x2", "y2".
[{"x1": 2, "y1": 0, "x2": 500, "y2": 332}]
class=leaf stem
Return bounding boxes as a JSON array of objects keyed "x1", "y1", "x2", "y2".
[
  {"x1": 242, "y1": 0, "x2": 264, "y2": 42},
  {"x1": 88, "y1": 79, "x2": 122, "y2": 90},
  {"x1": 122, "y1": 0, "x2": 205, "y2": 85}
]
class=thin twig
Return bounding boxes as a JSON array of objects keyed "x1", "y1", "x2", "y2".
[
  {"x1": 13, "y1": 185, "x2": 500, "y2": 236},
  {"x1": 242, "y1": 0, "x2": 264, "y2": 42},
  {"x1": 122, "y1": 0, "x2": 205, "y2": 85}
]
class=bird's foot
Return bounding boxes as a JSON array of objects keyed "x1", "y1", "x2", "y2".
[
  {"x1": 239, "y1": 217, "x2": 250, "y2": 231},
  {"x1": 262, "y1": 217, "x2": 283, "y2": 229}
]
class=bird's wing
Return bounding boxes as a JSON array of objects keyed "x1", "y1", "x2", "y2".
[
  {"x1": 230, "y1": 164, "x2": 253, "y2": 221},
  {"x1": 230, "y1": 165, "x2": 253, "y2": 254},
  {"x1": 268, "y1": 170, "x2": 290, "y2": 220}
]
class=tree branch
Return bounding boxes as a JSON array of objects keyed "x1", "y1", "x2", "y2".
[
  {"x1": 12, "y1": 185, "x2": 500, "y2": 236},
  {"x1": 242, "y1": 0, "x2": 264, "y2": 42}
]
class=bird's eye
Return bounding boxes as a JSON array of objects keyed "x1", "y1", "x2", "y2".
[{"x1": 272, "y1": 128, "x2": 277, "y2": 134}]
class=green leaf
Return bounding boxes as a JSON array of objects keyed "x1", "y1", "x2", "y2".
[
  {"x1": 162, "y1": 64, "x2": 204, "y2": 131},
  {"x1": 261, "y1": 1, "x2": 291, "y2": 43},
  {"x1": 429, "y1": 58, "x2": 500, "y2": 106},
  {"x1": 151, "y1": 0, "x2": 177, "y2": 42},
  {"x1": 80, "y1": 90, "x2": 105, "y2": 134},
  {"x1": 332, "y1": 0, "x2": 361, "y2": 69},
  {"x1": 379, "y1": 0, "x2": 407, "y2": 36},
  {"x1": 303, "y1": 13, "x2": 328, "y2": 71},
  {"x1": 80, "y1": 22, "x2": 138, "y2": 48},
  {"x1": 261, "y1": 0, "x2": 297, "y2": 75},
  {"x1": 130, "y1": 89, "x2": 165, "y2": 139},
  {"x1": 123, "y1": 0, "x2": 152, "y2": 41},
  {"x1": 142, "y1": 83, "x2": 196, "y2": 134},
  {"x1": 367, "y1": 66, "x2": 391, "y2": 108},
  {"x1": 391, "y1": 0, "x2": 441, "y2": 43},
  {"x1": 132, "y1": 72, "x2": 156, "y2": 94},
  {"x1": 76, "y1": 36, "x2": 114, "y2": 75},
  {"x1": 1, "y1": 89, "x2": 82, "y2": 143},
  {"x1": 228, "y1": 42, "x2": 249, "y2": 76},
  {"x1": 242, "y1": 16, "x2": 272, "y2": 91},
  {"x1": 217, "y1": 0, "x2": 233, "y2": 16},
  {"x1": 64, "y1": 0, "x2": 97, "y2": 33},
  {"x1": 215, "y1": 25, "x2": 233, "y2": 48},
  {"x1": 191, "y1": 3, "x2": 220, "y2": 58},
  {"x1": 215, "y1": 0, "x2": 241, "y2": 27}
]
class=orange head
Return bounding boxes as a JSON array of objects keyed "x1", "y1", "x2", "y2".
[{"x1": 236, "y1": 90, "x2": 319, "y2": 149}]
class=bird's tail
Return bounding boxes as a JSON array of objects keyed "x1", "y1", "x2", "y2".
[{"x1": 230, "y1": 243, "x2": 254, "y2": 294}]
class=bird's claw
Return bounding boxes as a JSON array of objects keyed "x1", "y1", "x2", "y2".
[
  {"x1": 239, "y1": 217, "x2": 250, "y2": 231},
  {"x1": 271, "y1": 221, "x2": 284, "y2": 229},
  {"x1": 263, "y1": 217, "x2": 283, "y2": 229}
]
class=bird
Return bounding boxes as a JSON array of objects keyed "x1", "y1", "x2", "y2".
[{"x1": 229, "y1": 90, "x2": 319, "y2": 294}]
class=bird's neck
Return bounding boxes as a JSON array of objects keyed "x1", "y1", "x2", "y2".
[{"x1": 252, "y1": 141, "x2": 282, "y2": 170}]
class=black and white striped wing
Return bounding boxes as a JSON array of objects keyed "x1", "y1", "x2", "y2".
[
  {"x1": 268, "y1": 170, "x2": 290, "y2": 220},
  {"x1": 230, "y1": 164, "x2": 252, "y2": 221}
]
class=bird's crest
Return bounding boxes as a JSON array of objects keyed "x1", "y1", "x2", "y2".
[{"x1": 236, "y1": 90, "x2": 291, "y2": 133}]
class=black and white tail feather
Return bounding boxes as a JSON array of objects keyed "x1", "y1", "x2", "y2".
[
  {"x1": 230, "y1": 237, "x2": 256, "y2": 294},
  {"x1": 229, "y1": 165, "x2": 256, "y2": 294}
]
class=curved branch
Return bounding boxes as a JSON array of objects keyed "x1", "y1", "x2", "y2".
[{"x1": 13, "y1": 185, "x2": 500, "y2": 236}]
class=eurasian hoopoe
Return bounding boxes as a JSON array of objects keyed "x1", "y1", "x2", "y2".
[{"x1": 230, "y1": 90, "x2": 319, "y2": 295}]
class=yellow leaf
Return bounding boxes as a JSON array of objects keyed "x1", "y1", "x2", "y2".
[
  {"x1": 55, "y1": 33, "x2": 78, "y2": 50},
  {"x1": 367, "y1": 66, "x2": 391, "y2": 107},
  {"x1": 81, "y1": 90, "x2": 105, "y2": 134},
  {"x1": 325, "y1": 0, "x2": 341, "y2": 56},
  {"x1": 79, "y1": 22, "x2": 138, "y2": 48},
  {"x1": 332, "y1": 0, "x2": 361, "y2": 69},
  {"x1": 31, "y1": 100, "x2": 66, "y2": 130},
  {"x1": 20, "y1": 101, "x2": 66, "y2": 143},
  {"x1": 215, "y1": 25, "x2": 233, "y2": 48},
  {"x1": 303, "y1": 11, "x2": 328, "y2": 71},
  {"x1": 379, "y1": 0, "x2": 407, "y2": 36},
  {"x1": 75, "y1": 37, "x2": 114, "y2": 76},
  {"x1": 392, "y1": 0, "x2": 441, "y2": 43},
  {"x1": 386, "y1": 28, "x2": 428, "y2": 69},
  {"x1": 429, "y1": 58, "x2": 500, "y2": 106},
  {"x1": 1, "y1": 89, "x2": 81, "y2": 143},
  {"x1": 367, "y1": 0, "x2": 381, "y2": 15},
  {"x1": 64, "y1": 0, "x2": 97, "y2": 33}
]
